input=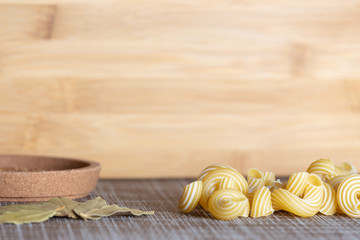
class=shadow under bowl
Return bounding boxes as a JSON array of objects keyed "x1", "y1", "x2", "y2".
[{"x1": 0, "y1": 155, "x2": 101, "y2": 202}]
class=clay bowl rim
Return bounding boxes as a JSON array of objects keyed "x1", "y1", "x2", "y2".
[{"x1": 0, "y1": 154, "x2": 101, "y2": 175}]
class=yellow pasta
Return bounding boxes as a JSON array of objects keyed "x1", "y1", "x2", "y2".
[
  {"x1": 200, "y1": 169, "x2": 248, "y2": 210},
  {"x1": 178, "y1": 181, "x2": 203, "y2": 213},
  {"x1": 334, "y1": 162, "x2": 358, "y2": 176},
  {"x1": 219, "y1": 177, "x2": 237, "y2": 190},
  {"x1": 286, "y1": 172, "x2": 309, "y2": 197},
  {"x1": 336, "y1": 208, "x2": 345, "y2": 214},
  {"x1": 208, "y1": 189, "x2": 250, "y2": 220},
  {"x1": 247, "y1": 170, "x2": 281, "y2": 209},
  {"x1": 264, "y1": 171, "x2": 276, "y2": 187},
  {"x1": 180, "y1": 161, "x2": 360, "y2": 219},
  {"x1": 248, "y1": 169, "x2": 281, "y2": 193},
  {"x1": 319, "y1": 182, "x2": 337, "y2": 215},
  {"x1": 329, "y1": 175, "x2": 348, "y2": 191},
  {"x1": 268, "y1": 179, "x2": 285, "y2": 192},
  {"x1": 271, "y1": 198, "x2": 281, "y2": 211},
  {"x1": 247, "y1": 168, "x2": 265, "y2": 192},
  {"x1": 272, "y1": 172, "x2": 308, "y2": 211},
  {"x1": 336, "y1": 175, "x2": 360, "y2": 218},
  {"x1": 246, "y1": 192, "x2": 254, "y2": 207},
  {"x1": 342, "y1": 162, "x2": 357, "y2": 174},
  {"x1": 271, "y1": 174, "x2": 324, "y2": 217},
  {"x1": 328, "y1": 175, "x2": 347, "y2": 214},
  {"x1": 250, "y1": 186, "x2": 274, "y2": 218},
  {"x1": 307, "y1": 158, "x2": 335, "y2": 181},
  {"x1": 197, "y1": 164, "x2": 236, "y2": 181}
]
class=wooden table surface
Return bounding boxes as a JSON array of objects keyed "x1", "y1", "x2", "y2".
[
  {"x1": 1, "y1": 179, "x2": 360, "y2": 240},
  {"x1": 1, "y1": 1, "x2": 360, "y2": 178}
]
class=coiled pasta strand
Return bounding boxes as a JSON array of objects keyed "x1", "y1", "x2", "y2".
[
  {"x1": 307, "y1": 158, "x2": 334, "y2": 181},
  {"x1": 178, "y1": 181, "x2": 203, "y2": 213},
  {"x1": 197, "y1": 164, "x2": 236, "y2": 181},
  {"x1": 219, "y1": 177, "x2": 237, "y2": 190},
  {"x1": 208, "y1": 189, "x2": 250, "y2": 220},
  {"x1": 247, "y1": 168, "x2": 265, "y2": 192},
  {"x1": 200, "y1": 169, "x2": 248, "y2": 210},
  {"x1": 334, "y1": 162, "x2": 358, "y2": 176},
  {"x1": 250, "y1": 187, "x2": 274, "y2": 218},
  {"x1": 246, "y1": 192, "x2": 254, "y2": 207},
  {"x1": 272, "y1": 172, "x2": 308, "y2": 211},
  {"x1": 271, "y1": 174, "x2": 324, "y2": 217},
  {"x1": 286, "y1": 172, "x2": 309, "y2": 197},
  {"x1": 329, "y1": 175, "x2": 348, "y2": 191},
  {"x1": 264, "y1": 171, "x2": 276, "y2": 187},
  {"x1": 319, "y1": 182, "x2": 337, "y2": 215},
  {"x1": 246, "y1": 169, "x2": 281, "y2": 209},
  {"x1": 268, "y1": 180, "x2": 285, "y2": 192},
  {"x1": 180, "y1": 161, "x2": 360, "y2": 219},
  {"x1": 247, "y1": 169, "x2": 281, "y2": 192},
  {"x1": 336, "y1": 175, "x2": 360, "y2": 218},
  {"x1": 329, "y1": 175, "x2": 348, "y2": 214}
]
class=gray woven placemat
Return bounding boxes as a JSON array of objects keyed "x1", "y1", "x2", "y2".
[{"x1": 0, "y1": 179, "x2": 359, "y2": 240}]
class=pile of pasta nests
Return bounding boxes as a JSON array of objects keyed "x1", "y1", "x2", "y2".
[{"x1": 178, "y1": 159, "x2": 360, "y2": 220}]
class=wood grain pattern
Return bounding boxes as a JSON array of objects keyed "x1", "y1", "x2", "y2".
[{"x1": 0, "y1": 0, "x2": 359, "y2": 177}]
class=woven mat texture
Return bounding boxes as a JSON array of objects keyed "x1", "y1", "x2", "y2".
[{"x1": 1, "y1": 179, "x2": 360, "y2": 240}]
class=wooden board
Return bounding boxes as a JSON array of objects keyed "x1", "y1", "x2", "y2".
[{"x1": 0, "y1": 0, "x2": 359, "y2": 177}]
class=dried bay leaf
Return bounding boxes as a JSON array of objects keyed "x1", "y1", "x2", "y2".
[
  {"x1": 73, "y1": 197, "x2": 154, "y2": 220},
  {"x1": 0, "y1": 196, "x2": 154, "y2": 224},
  {"x1": 0, "y1": 202, "x2": 62, "y2": 214},
  {"x1": 0, "y1": 209, "x2": 57, "y2": 225},
  {"x1": 73, "y1": 197, "x2": 111, "y2": 220},
  {"x1": 124, "y1": 208, "x2": 155, "y2": 216},
  {"x1": 75, "y1": 204, "x2": 154, "y2": 220},
  {"x1": 48, "y1": 197, "x2": 80, "y2": 218},
  {"x1": 0, "y1": 202, "x2": 63, "y2": 225}
]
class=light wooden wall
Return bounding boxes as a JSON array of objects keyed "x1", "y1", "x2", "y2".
[{"x1": 0, "y1": 0, "x2": 360, "y2": 178}]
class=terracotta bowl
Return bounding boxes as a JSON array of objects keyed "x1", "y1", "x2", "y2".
[{"x1": 0, "y1": 155, "x2": 101, "y2": 202}]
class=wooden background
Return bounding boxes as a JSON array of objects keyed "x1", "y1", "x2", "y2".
[{"x1": 0, "y1": 0, "x2": 360, "y2": 178}]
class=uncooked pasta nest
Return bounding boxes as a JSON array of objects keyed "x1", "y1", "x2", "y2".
[{"x1": 178, "y1": 159, "x2": 360, "y2": 220}]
